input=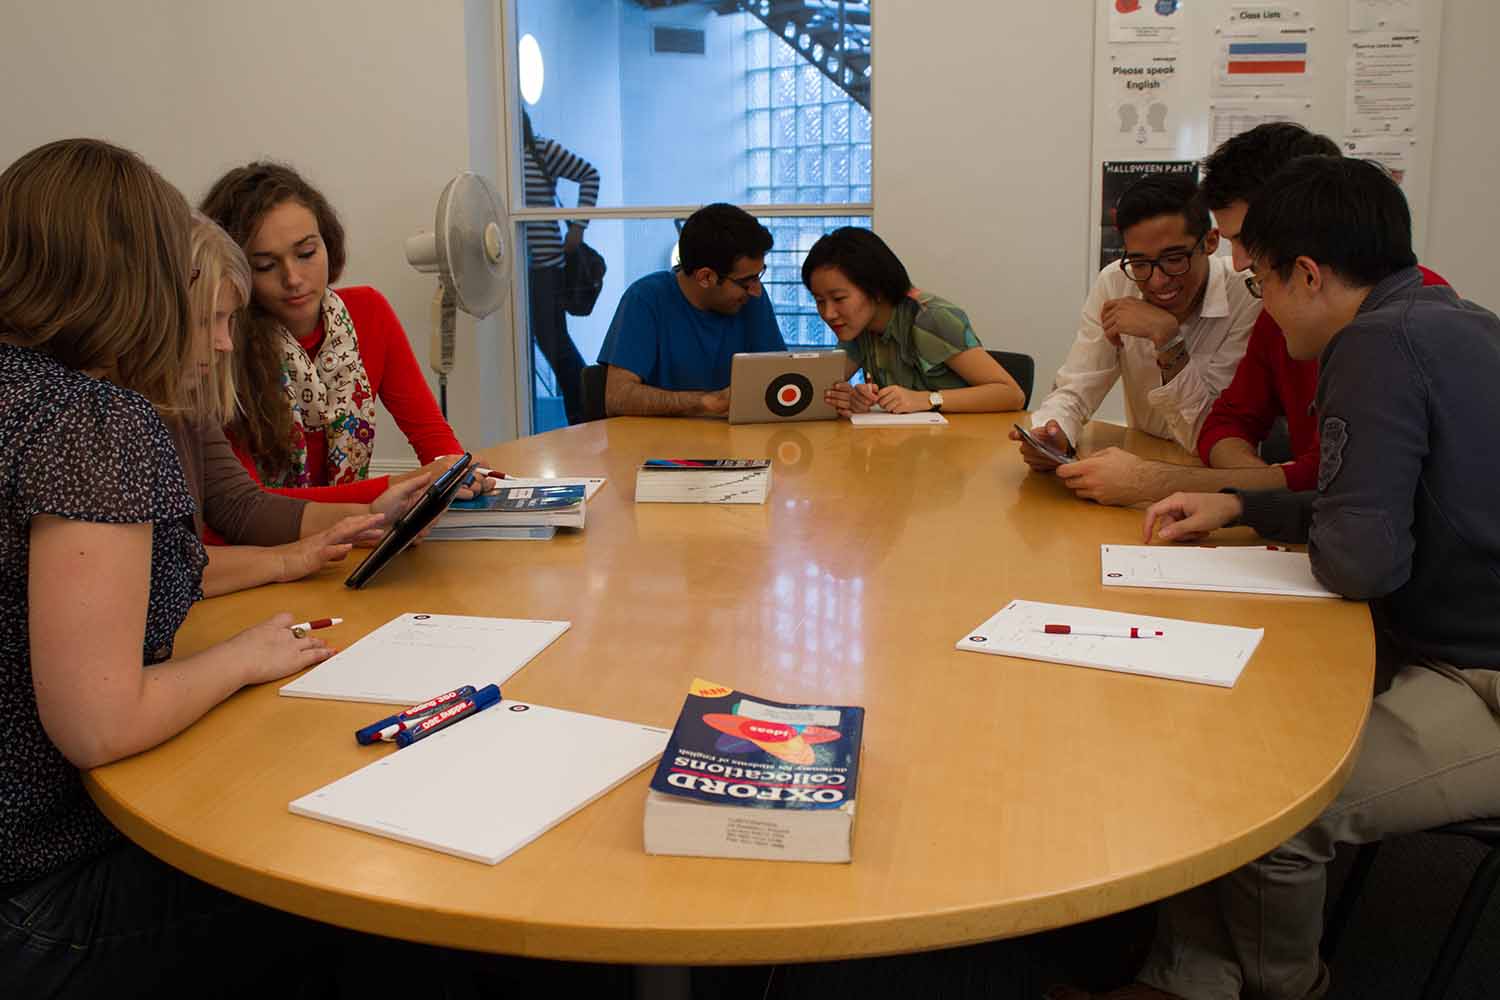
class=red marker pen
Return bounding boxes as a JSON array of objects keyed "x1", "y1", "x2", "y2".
[{"x1": 1043, "y1": 624, "x2": 1164, "y2": 638}]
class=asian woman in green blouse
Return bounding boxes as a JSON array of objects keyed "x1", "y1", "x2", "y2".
[{"x1": 802, "y1": 227, "x2": 1024, "y2": 416}]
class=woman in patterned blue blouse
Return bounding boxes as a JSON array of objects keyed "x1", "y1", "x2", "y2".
[{"x1": 0, "y1": 139, "x2": 340, "y2": 997}]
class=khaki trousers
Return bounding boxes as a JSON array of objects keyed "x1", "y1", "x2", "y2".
[{"x1": 1138, "y1": 662, "x2": 1500, "y2": 1000}]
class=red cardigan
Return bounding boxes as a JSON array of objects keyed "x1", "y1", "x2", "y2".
[
  {"x1": 229, "y1": 285, "x2": 463, "y2": 504},
  {"x1": 1196, "y1": 265, "x2": 1447, "y2": 491}
]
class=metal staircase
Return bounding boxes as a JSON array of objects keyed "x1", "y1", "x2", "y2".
[{"x1": 636, "y1": 0, "x2": 872, "y2": 110}]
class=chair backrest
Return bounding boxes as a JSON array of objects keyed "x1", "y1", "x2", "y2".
[
  {"x1": 987, "y1": 350, "x2": 1035, "y2": 410},
  {"x1": 579, "y1": 364, "x2": 608, "y2": 422}
]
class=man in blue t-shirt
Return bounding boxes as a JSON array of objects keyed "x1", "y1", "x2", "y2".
[{"x1": 598, "y1": 203, "x2": 787, "y2": 417}]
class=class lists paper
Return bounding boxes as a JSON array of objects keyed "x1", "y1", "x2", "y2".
[
  {"x1": 956, "y1": 600, "x2": 1262, "y2": 688},
  {"x1": 290, "y1": 701, "x2": 669, "y2": 865},
  {"x1": 279, "y1": 614, "x2": 570, "y2": 705},
  {"x1": 1100, "y1": 544, "x2": 1339, "y2": 599}
]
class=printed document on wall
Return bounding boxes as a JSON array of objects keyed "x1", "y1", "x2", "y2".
[
  {"x1": 1343, "y1": 136, "x2": 1414, "y2": 186},
  {"x1": 1109, "y1": 0, "x2": 1185, "y2": 44},
  {"x1": 1214, "y1": 24, "x2": 1314, "y2": 94},
  {"x1": 1348, "y1": 33, "x2": 1420, "y2": 134},
  {"x1": 1209, "y1": 97, "x2": 1312, "y2": 147},
  {"x1": 1222, "y1": 4, "x2": 1304, "y2": 37},
  {"x1": 1349, "y1": 0, "x2": 1422, "y2": 33},
  {"x1": 1107, "y1": 48, "x2": 1183, "y2": 150}
]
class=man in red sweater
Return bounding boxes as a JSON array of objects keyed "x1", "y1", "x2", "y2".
[{"x1": 1054, "y1": 123, "x2": 1446, "y2": 506}]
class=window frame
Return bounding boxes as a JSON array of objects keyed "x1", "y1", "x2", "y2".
[{"x1": 494, "y1": 1, "x2": 875, "y2": 435}]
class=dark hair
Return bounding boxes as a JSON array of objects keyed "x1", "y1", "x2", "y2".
[
  {"x1": 200, "y1": 162, "x2": 348, "y2": 480},
  {"x1": 800, "y1": 227, "x2": 912, "y2": 304},
  {"x1": 1240, "y1": 155, "x2": 1416, "y2": 287},
  {"x1": 1200, "y1": 122, "x2": 1341, "y2": 211},
  {"x1": 1114, "y1": 173, "x2": 1210, "y2": 239},
  {"x1": 677, "y1": 203, "x2": 773, "y2": 276}
]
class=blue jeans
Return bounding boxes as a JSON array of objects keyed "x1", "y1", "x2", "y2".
[{"x1": 1, "y1": 839, "x2": 336, "y2": 999}]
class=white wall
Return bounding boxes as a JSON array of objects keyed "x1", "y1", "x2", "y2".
[
  {"x1": 872, "y1": 2, "x2": 1099, "y2": 409},
  {"x1": 0, "y1": 0, "x2": 511, "y2": 464},
  {"x1": 1424, "y1": 0, "x2": 1499, "y2": 306}
]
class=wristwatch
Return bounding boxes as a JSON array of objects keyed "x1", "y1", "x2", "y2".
[{"x1": 928, "y1": 391, "x2": 944, "y2": 412}]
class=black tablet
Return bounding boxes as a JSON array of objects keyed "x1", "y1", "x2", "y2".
[{"x1": 344, "y1": 453, "x2": 474, "y2": 590}]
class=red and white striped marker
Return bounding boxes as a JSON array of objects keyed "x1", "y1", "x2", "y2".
[{"x1": 1043, "y1": 624, "x2": 1164, "y2": 639}]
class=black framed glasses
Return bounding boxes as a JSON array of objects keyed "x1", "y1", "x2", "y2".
[
  {"x1": 1244, "y1": 273, "x2": 1264, "y2": 299},
  {"x1": 1119, "y1": 232, "x2": 1208, "y2": 283},
  {"x1": 718, "y1": 267, "x2": 766, "y2": 292}
]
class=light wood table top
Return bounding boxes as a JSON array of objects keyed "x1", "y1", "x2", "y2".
[{"x1": 86, "y1": 415, "x2": 1372, "y2": 965}]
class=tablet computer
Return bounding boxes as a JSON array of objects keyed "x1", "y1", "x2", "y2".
[
  {"x1": 345, "y1": 453, "x2": 474, "y2": 590},
  {"x1": 727, "y1": 351, "x2": 845, "y2": 425}
]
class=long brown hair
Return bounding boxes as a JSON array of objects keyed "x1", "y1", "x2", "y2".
[
  {"x1": 0, "y1": 138, "x2": 193, "y2": 410},
  {"x1": 199, "y1": 161, "x2": 347, "y2": 480}
]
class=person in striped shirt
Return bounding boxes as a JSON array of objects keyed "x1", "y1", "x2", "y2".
[{"x1": 522, "y1": 110, "x2": 600, "y2": 425}]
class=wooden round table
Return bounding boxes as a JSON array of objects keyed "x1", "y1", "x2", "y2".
[{"x1": 86, "y1": 415, "x2": 1372, "y2": 965}]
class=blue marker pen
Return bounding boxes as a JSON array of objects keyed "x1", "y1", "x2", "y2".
[
  {"x1": 394, "y1": 684, "x2": 502, "y2": 748},
  {"x1": 354, "y1": 685, "x2": 478, "y2": 745}
]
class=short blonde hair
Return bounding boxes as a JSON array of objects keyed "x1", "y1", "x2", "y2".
[
  {"x1": 190, "y1": 212, "x2": 252, "y2": 422},
  {"x1": 0, "y1": 138, "x2": 193, "y2": 412}
]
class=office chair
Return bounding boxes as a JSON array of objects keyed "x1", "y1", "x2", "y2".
[
  {"x1": 579, "y1": 364, "x2": 608, "y2": 422},
  {"x1": 987, "y1": 350, "x2": 1035, "y2": 410},
  {"x1": 1322, "y1": 818, "x2": 1500, "y2": 999}
]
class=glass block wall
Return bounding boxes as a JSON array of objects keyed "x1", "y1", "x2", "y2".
[{"x1": 746, "y1": 24, "x2": 872, "y2": 348}]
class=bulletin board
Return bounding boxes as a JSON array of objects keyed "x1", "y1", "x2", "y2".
[{"x1": 1090, "y1": 0, "x2": 1445, "y2": 275}]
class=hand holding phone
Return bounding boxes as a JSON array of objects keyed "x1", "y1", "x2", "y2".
[{"x1": 1012, "y1": 422, "x2": 1074, "y2": 468}]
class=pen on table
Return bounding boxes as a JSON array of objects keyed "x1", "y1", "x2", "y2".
[
  {"x1": 1043, "y1": 624, "x2": 1164, "y2": 638},
  {"x1": 354, "y1": 684, "x2": 479, "y2": 745},
  {"x1": 290, "y1": 617, "x2": 343, "y2": 638},
  {"x1": 393, "y1": 683, "x2": 502, "y2": 748},
  {"x1": 464, "y1": 467, "x2": 509, "y2": 488}
]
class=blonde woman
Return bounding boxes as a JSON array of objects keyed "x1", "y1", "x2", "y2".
[
  {"x1": 176, "y1": 216, "x2": 431, "y2": 596},
  {"x1": 0, "y1": 139, "x2": 338, "y2": 995}
]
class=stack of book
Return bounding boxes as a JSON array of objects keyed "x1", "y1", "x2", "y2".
[
  {"x1": 644, "y1": 678, "x2": 864, "y2": 863},
  {"x1": 430, "y1": 483, "x2": 586, "y2": 539},
  {"x1": 634, "y1": 459, "x2": 772, "y2": 504}
]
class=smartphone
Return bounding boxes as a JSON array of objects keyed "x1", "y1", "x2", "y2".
[{"x1": 1013, "y1": 423, "x2": 1074, "y2": 466}]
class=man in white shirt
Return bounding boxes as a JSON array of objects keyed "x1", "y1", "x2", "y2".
[{"x1": 1011, "y1": 173, "x2": 1259, "y2": 470}]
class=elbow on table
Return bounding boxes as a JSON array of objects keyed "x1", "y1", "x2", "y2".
[{"x1": 1310, "y1": 547, "x2": 1409, "y2": 601}]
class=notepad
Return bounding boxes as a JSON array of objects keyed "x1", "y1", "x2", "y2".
[
  {"x1": 279, "y1": 614, "x2": 569, "y2": 705},
  {"x1": 956, "y1": 599, "x2": 1263, "y2": 687},
  {"x1": 848, "y1": 412, "x2": 948, "y2": 426},
  {"x1": 1100, "y1": 544, "x2": 1339, "y2": 599},
  {"x1": 290, "y1": 700, "x2": 670, "y2": 864}
]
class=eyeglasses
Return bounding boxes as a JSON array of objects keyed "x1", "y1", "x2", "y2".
[
  {"x1": 1119, "y1": 232, "x2": 1208, "y2": 283},
  {"x1": 1244, "y1": 273, "x2": 1264, "y2": 299},
  {"x1": 718, "y1": 267, "x2": 766, "y2": 292}
]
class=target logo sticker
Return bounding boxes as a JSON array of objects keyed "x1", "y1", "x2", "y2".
[{"x1": 765, "y1": 373, "x2": 814, "y2": 417}]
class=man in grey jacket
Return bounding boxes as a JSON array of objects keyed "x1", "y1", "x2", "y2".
[{"x1": 1053, "y1": 158, "x2": 1500, "y2": 999}]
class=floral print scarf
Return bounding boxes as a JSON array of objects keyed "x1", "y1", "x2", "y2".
[{"x1": 268, "y1": 287, "x2": 377, "y2": 487}]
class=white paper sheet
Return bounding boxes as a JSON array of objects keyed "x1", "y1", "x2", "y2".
[
  {"x1": 1343, "y1": 135, "x2": 1414, "y2": 186},
  {"x1": 1107, "y1": 47, "x2": 1181, "y2": 149},
  {"x1": 290, "y1": 701, "x2": 669, "y2": 865},
  {"x1": 1349, "y1": 0, "x2": 1423, "y2": 33},
  {"x1": 956, "y1": 599, "x2": 1263, "y2": 688},
  {"x1": 279, "y1": 614, "x2": 570, "y2": 705},
  {"x1": 1209, "y1": 97, "x2": 1313, "y2": 147},
  {"x1": 848, "y1": 412, "x2": 948, "y2": 427},
  {"x1": 1100, "y1": 544, "x2": 1339, "y2": 598},
  {"x1": 1109, "y1": 0, "x2": 1184, "y2": 44},
  {"x1": 1348, "y1": 32, "x2": 1421, "y2": 134}
]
